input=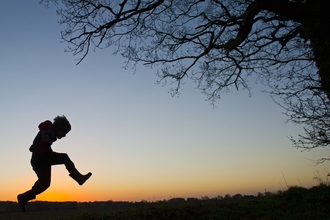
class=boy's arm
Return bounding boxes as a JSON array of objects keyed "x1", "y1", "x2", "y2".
[
  {"x1": 41, "y1": 133, "x2": 50, "y2": 143},
  {"x1": 30, "y1": 131, "x2": 54, "y2": 153}
]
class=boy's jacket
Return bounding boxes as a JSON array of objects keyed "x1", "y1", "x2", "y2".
[{"x1": 29, "y1": 120, "x2": 57, "y2": 153}]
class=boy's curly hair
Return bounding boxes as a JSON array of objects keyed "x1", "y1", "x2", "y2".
[{"x1": 53, "y1": 115, "x2": 71, "y2": 132}]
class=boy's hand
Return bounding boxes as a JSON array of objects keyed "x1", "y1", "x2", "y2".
[{"x1": 41, "y1": 134, "x2": 50, "y2": 143}]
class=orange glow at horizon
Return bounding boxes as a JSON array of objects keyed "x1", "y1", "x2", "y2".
[
  {"x1": 4, "y1": 178, "x2": 319, "y2": 203},
  {"x1": 27, "y1": 184, "x2": 288, "y2": 202},
  {"x1": 5, "y1": 168, "x2": 320, "y2": 203},
  {"x1": 36, "y1": 191, "x2": 72, "y2": 202}
]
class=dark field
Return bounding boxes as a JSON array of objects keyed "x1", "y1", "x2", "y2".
[{"x1": 1, "y1": 184, "x2": 330, "y2": 220}]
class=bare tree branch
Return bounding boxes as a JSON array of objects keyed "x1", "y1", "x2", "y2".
[{"x1": 40, "y1": 0, "x2": 330, "y2": 160}]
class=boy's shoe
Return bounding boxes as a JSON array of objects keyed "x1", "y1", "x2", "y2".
[
  {"x1": 17, "y1": 194, "x2": 27, "y2": 212},
  {"x1": 17, "y1": 190, "x2": 36, "y2": 212},
  {"x1": 69, "y1": 172, "x2": 92, "y2": 185}
]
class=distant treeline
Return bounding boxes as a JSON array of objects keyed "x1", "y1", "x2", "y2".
[{"x1": 0, "y1": 193, "x2": 260, "y2": 213}]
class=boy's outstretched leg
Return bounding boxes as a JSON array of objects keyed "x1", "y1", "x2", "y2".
[
  {"x1": 50, "y1": 152, "x2": 92, "y2": 185},
  {"x1": 17, "y1": 190, "x2": 36, "y2": 212},
  {"x1": 69, "y1": 170, "x2": 92, "y2": 185}
]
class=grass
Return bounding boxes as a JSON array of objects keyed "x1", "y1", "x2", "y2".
[{"x1": 64, "y1": 184, "x2": 330, "y2": 220}]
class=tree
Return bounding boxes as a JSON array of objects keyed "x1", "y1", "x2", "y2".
[
  {"x1": 41, "y1": 0, "x2": 330, "y2": 160},
  {"x1": 233, "y1": 193, "x2": 243, "y2": 199}
]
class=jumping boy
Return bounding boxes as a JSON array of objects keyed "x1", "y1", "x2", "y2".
[{"x1": 17, "y1": 115, "x2": 92, "y2": 212}]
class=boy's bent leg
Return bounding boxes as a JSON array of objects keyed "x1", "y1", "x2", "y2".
[
  {"x1": 49, "y1": 152, "x2": 75, "y2": 172},
  {"x1": 50, "y1": 152, "x2": 92, "y2": 185}
]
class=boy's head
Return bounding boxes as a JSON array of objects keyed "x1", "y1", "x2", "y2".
[{"x1": 53, "y1": 115, "x2": 71, "y2": 139}]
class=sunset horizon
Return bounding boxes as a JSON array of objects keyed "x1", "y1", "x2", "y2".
[{"x1": 4, "y1": 167, "x2": 327, "y2": 203}]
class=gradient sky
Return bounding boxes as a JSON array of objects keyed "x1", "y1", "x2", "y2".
[{"x1": 1, "y1": 1, "x2": 329, "y2": 202}]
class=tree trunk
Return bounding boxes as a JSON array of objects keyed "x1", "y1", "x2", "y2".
[{"x1": 303, "y1": 0, "x2": 330, "y2": 100}]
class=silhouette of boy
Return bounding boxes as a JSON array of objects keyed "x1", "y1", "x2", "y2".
[{"x1": 17, "y1": 115, "x2": 92, "y2": 212}]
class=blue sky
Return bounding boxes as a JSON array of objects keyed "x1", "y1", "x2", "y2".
[{"x1": 0, "y1": 0, "x2": 329, "y2": 202}]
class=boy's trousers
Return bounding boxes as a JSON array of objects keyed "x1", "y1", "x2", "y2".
[{"x1": 31, "y1": 152, "x2": 76, "y2": 195}]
